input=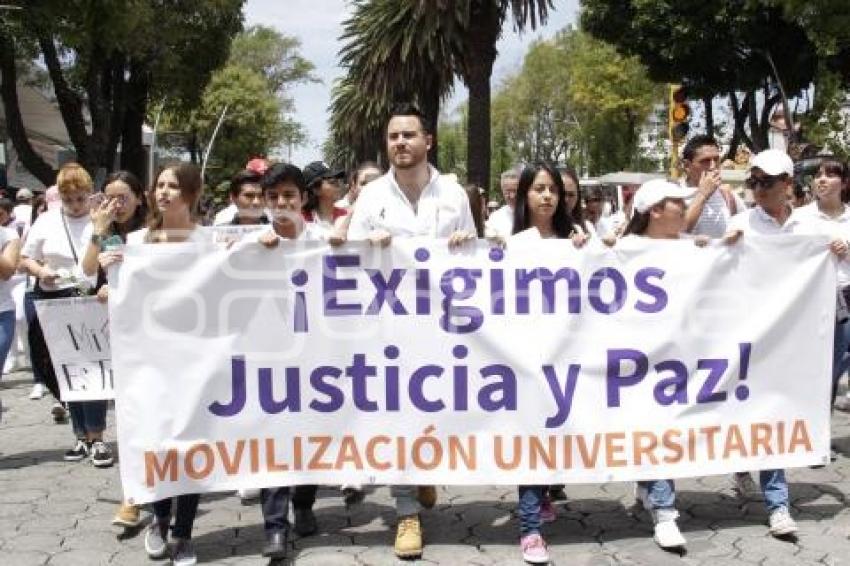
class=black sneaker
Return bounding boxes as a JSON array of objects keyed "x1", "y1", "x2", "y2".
[
  {"x1": 90, "y1": 440, "x2": 114, "y2": 467},
  {"x1": 64, "y1": 439, "x2": 90, "y2": 462}
]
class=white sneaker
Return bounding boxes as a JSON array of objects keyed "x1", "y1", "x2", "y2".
[
  {"x1": 237, "y1": 488, "x2": 260, "y2": 502},
  {"x1": 768, "y1": 507, "x2": 798, "y2": 536},
  {"x1": 654, "y1": 518, "x2": 686, "y2": 549},
  {"x1": 732, "y1": 472, "x2": 761, "y2": 500},
  {"x1": 28, "y1": 383, "x2": 47, "y2": 400}
]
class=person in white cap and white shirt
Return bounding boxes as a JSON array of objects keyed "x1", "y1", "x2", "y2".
[
  {"x1": 724, "y1": 148, "x2": 841, "y2": 538},
  {"x1": 612, "y1": 178, "x2": 695, "y2": 551}
]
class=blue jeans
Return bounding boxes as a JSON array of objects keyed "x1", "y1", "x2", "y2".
[
  {"x1": 736, "y1": 470, "x2": 788, "y2": 512},
  {"x1": 637, "y1": 479, "x2": 676, "y2": 509},
  {"x1": 517, "y1": 485, "x2": 545, "y2": 536},
  {"x1": 68, "y1": 400, "x2": 108, "y2": 438},
  {"x1": 391, "y1": 485, "x2": 422, "y2": 517},
  {"x1": 833, "y1": 318, "x2": 850, "y2": 404},
  {"x1": 0, "y1": 309, "x2": 15, "y2": 376}
]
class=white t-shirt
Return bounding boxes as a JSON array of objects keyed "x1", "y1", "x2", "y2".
[
  {"x1": 0, "y1": 227, "x2": 20, "y2": 312},
  {"x1": 485, "y1": 205, "x2": 514, "y2": 237},
  {"x1": 686, "y1": 185, "x2": 747, "y2": 238},
  {"x1": 22, "y1": 209, "x2": 92, "y2": 292},
  {"x1": 596, "y1": 210, "x2": 628, "y2": 238},
  {"x1": 126, "y1": 226, "x2": 209, "y2": 245},
  {"x1": 791, "y1": 203, "x2": 850, "y2": 287},
  {"x1": 347, "y1": 167, "x2": 476, "y2": 239}
]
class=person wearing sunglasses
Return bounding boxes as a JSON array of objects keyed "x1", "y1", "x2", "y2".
[{"x1": 724, "y1": 149, "x2": 849, "y2": 538}]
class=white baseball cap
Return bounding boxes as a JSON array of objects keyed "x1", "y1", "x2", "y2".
[
  {"x1": 749, "y1": 149, "x2": 794, "y2": 178},
  {"x1": 633, "y1": 179, "x2": 694, "y2": 213}
]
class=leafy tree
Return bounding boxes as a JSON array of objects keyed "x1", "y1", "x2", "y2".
[
  {"x1": 488, "y1": 30, "x2": 660, "y2": 175},
  {"x1": 161, "y1": 25, "x2": 316, "y2": 178},
  {"x1": 190, "y1": 65, "x2": 285, "y2": 179},
  {"x1": 0, "y1": 0, "x2": 244, "y2": 185},
  {"x1": 580, "y1": 0, "x2": 819, "y2": 155}
]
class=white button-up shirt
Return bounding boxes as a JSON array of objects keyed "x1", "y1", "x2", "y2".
[
  {"x1": 791, "y1": 202, "x2": 850, "y2": 287},
  {"x1": 347, "y1": 166, "x2": 476, "y2": 239},
  {"x1": 484, "y1": 204, "x2": 513, "y2": 237}
]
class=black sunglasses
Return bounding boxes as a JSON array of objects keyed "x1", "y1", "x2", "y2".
[{"x1": 745, "y1": 174, "x2": 786, "y2": 190}]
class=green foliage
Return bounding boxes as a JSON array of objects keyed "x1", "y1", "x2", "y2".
[
  {"x1": 486, "y1": 29, "x2": 661, "y2": 176},
  {"x1": 159, "y1": 24, "x2": 316, "y2": 180},
  {"x1": 229, "y1": 25, "x2": 319, "y2": 95},
  {"x1": 801, "y1": 68, "x2": 850, "y2": 160},
  {"x1": 192, "y1": 65, "x2": 285, "y2": 179}
]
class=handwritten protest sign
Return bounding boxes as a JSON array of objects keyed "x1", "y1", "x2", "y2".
[
  {"x1": 110, "y1": 236, "x2": 834, "y2": 504},
  {"x1": 35, "y1": 296, "x2": 112, "y2": 401}
]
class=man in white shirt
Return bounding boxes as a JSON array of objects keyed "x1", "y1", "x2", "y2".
[
  {"x1": 683, "y1": 135, "x2": 747, "y2": 237},
  {"x1": 483, "y1": 169, "x2": 519, "y2": 237},
  {"x1": 347, "y1": 104, "x2": 476, "y2": 559},
  {"x1": 725, "y1": 149, "x2": 825, "y2": 539}
]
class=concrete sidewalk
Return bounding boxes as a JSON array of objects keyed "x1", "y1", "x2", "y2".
[{"x1": 2, "y1": 370, "x2": 850, "y2": 565}]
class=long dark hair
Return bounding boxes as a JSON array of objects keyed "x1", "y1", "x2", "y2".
[
  {"x1": 560, "y1": 164, "x2": 583, "y2": 224},
  {"x1": 622, "y1": 210, "x2": 651, "y2": 236},
  {"x1": 103, "y1": 170, "x2": 147, "y2": 238},
  {"x1": 512, "y1": 161, "x2": 574, "y2": 238}
]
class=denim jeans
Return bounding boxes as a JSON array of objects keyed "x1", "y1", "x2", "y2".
[
  {"x1": 68, "y1": 400, "x2": 108, "y2": 438},
  {"x1": 391, "y1": 485, "x2": 422, "y2": 517},
  {"x1": 756, "y1": 469, "x2": 789, "y2": 512},
  {"x1": 517, "y1": 485, "x2": 545, "y2": 536},
  {"x1": 260, "y1": 485, "x2": 318, "y2": 534},
  {"x1": 152, "y1": 494, "x2": 201, "y2": 539},
  {"x1": 637, "y1": 479, "x2": 676, "y2": 509},
  {"x1": 833, "y1": 318, "x2": 850, "y2": 404},
  {"x1": 0, "y1": 309, "x2": 15, "y2": 376}
]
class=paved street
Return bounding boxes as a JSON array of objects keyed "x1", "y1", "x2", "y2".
[{"x1": 3, "y1": 369, "x2": 850, "y2": 565}]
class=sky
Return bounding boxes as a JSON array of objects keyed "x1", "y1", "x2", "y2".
[{"x1": 243, "y1": 0, "x2": 579, "y2": 166}]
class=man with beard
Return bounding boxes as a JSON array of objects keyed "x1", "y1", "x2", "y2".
[{"x1": 347, "y1": 104, "x2": 476, "y2": 558}]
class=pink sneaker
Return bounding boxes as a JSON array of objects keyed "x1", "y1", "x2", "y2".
[
  {"x1": 520, "y1": 533, "x2": 550, "y2": 564},
  {"x1": 539, "y1": 498, "x2": 556, "y2": 523}
]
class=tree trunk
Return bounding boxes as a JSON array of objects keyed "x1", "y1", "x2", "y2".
[
  {"x1": 461, "y1": 0, "x2": 499, "y2": 193},
  {"x1": 36, "y1": 29, "x2": 91, "y2": 167},
  {"x1": 0, "y1": 31, "x2": 56, "y2": 186},
  {"x1": 120, "y1": 61, "x2": 150, "y2": 180},
  {"x1": 703, "y1": 94, "x2": 714, "y2": 135},
  {"x1": 420, "y1": 79, "x2": 440, "y2": 169}
]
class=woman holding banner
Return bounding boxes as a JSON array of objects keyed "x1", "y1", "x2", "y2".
[
  {"x1": 79, "y1": 170, "x2": 147, "y2": 529},
  {"x1": 509, "y1": 162, "x2": 584, "y2": 564},
  {"x1": 125, "y1": 163, "x2": 205, "y2": 566},
  {"x1": 618, "y1": 178, "x2": 700, "y2": 551},
  {"x1": 18, "y1": 163, "x2": 112, "y2": 465},
  {"x1": 793, "y1": 159, "x2": 850, "y2": 410}
]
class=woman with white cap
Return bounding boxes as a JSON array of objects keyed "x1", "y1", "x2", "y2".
[{"x1": 619, "y1": 178, "x2": 697, "y2": 551}]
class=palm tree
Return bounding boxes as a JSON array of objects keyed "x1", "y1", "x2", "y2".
[
  {"x1": 330, "y1": 0, "x2": 463, "y2": 168},
  {"x1": 459, "y1": 0, "x2": 552, "y2": 192},
  {"x1": 330, "y1": 0, "x2": 552, "y2": 190}
]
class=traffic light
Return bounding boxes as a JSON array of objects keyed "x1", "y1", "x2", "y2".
[{"x1": 669, "y1": 84, "x2": 690, "y2": 142}]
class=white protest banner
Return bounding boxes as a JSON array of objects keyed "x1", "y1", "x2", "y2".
[
  {"x1": 35, "y1": 296, "x2": 112, "y2": 401},
  {"x1": 111, "y1": 236, "x2": 835, "y2": 504}
]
